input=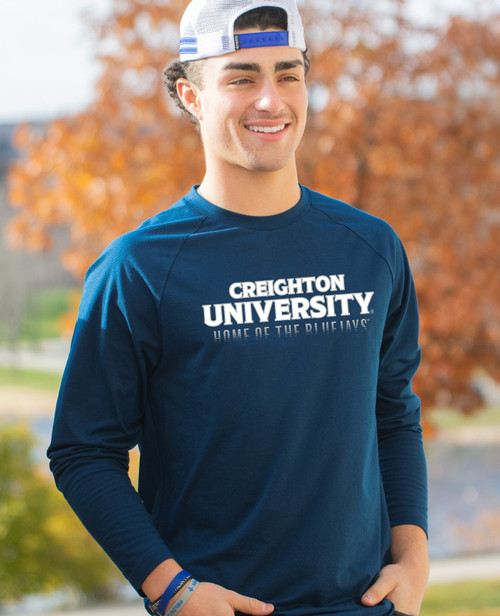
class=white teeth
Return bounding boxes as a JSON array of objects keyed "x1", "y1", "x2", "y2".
[{"x1": 247, "y1": 124, "x2": 286, "y2": 133}]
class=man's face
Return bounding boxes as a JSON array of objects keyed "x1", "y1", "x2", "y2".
[{"x1": 191, "y1": 31, "x2": 308, "y2": 176}]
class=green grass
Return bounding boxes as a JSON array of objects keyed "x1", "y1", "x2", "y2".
[
  {"x1": 421, "y1": 579, "x2": 500, "y2": 615},
  {"x1": 428, "y1": 406, "x2": 500, "y2": 430},
  {"x1": 18, "y1": 286, "x2": 77, "y2": 342},
  {"x1": 0, "y1": 366, "x2": 62, "y2": 391}
]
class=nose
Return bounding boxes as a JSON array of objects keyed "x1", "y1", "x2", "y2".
[{"x1": 254, "y1": 80, "x2": 285, "y2": 114}]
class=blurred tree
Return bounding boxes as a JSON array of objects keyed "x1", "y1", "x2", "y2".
[
  {"x1": 6, "y1": 0, "x2": 500, "y2": 412},
  {"x1": 300, "y1": 3, "x2": 500, "y2": 411},
  {"x1": 0, "y1": 424, "x2": 124, "y2": 602}
]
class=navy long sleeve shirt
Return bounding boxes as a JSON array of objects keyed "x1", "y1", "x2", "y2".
[{"x1": 48, "y1": 186, "x2": 427, "y2": 616}]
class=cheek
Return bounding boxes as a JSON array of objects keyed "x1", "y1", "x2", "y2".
[
  {"x1": 295, "y1": 99, "x2": 308, "y2": 135},
  {"x1": 298, "y1": 91, "x2": 309, "y2": 117},
  {"x1": 211, "y1": 106, "x2": 242, "y2": 142},
  {"x1": 200, "y1": 109, "x2": 236, "y2": 151}
]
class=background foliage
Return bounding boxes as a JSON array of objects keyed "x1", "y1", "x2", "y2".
[
  {"x1": 0, "y1": 423, "x2": 124, "y2": 603},
  {"x1": 7, "y1": 0, "x2": 500, "y2": 413}
]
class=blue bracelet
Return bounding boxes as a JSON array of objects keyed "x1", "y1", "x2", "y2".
[
  {"x1": 156, "y1": 570, "x2": 192, "y2": 616},
  {"x1": 165, "y1": 579, "x2": 199, "y2": 616}
]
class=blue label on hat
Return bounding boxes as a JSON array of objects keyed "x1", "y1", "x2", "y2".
[{"x1": 235, "y1": 31, "x2": 289, "y2": 50}]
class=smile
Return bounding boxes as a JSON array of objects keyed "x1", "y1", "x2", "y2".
[{"x1": 246, "y1": 124, "x2": 286, "y2": 134}]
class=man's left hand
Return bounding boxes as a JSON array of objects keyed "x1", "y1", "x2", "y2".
[{"x1": 360, "y1": 525, "x2": 429, "y2": 616}]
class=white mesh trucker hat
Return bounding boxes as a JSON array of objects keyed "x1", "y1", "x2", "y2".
[{"x1": 179, "y1": 0, "x2": 306, "y2": 62}]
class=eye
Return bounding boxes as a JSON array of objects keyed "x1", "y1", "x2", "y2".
[{"x1": 229, "y1": 77, "x2": 253, "y2": 85}]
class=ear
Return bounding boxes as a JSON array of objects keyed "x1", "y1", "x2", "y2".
[{"x1": 176, "y1": 78, "x2": 203, "y2": 121}]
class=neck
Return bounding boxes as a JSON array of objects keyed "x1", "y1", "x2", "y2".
[{"x1": 198, "y1": 161, "x2": 301, "y2": 216}]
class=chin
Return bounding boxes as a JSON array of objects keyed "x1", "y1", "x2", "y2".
[
  {"x1": 245, "y1": 156, "x2": 294, "y2": 174},
  {"x1": 254, "y1": 165, "x2": 289, "y2": 174}
]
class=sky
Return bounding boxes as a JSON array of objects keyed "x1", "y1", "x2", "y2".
[
  {"x1": 0, "y1": 0, "x2": 498, "y2": 124},
  {"x1": 0, "y1": 0, "x2": 111, "y2": 123}
]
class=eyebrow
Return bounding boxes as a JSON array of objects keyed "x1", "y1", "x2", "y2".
[{"x1": 222, "y1": 59, "x2": 304, "y2": 73}]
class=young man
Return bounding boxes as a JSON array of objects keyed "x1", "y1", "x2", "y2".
[{"x1": 48, "y1": 2, "x2": 429, "y2": 616}]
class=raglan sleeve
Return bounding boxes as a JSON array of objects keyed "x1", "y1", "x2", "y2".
[
  {"x1": 47, "y1": 236, "x2": 173, "y2": 593},
  {"x1": 376, "y1": 235, "x2": 428, "y2": 535}
]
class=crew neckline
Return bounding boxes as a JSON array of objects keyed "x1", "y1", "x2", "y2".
[{"x1": 185, "y1": 185, "x2": 311, "y2": 230}]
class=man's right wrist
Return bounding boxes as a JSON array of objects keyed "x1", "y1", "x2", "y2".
[
  {"x1": 160, "y1": 579, "x2": 199, "y2": 616},
  {"x1": 142, "y1": 559, "x2": 183, "y2": 601},
  {"x1": 146, "y1": 570, "x2": 193, "y2": 616}
]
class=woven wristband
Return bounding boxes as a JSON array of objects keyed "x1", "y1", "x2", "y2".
[
  {"x1": 165, "y1": 579, "x2": 199, "y2": 616},
  {"x1": 156, "y1": 570, "x2": 192, "y2": 616}
]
